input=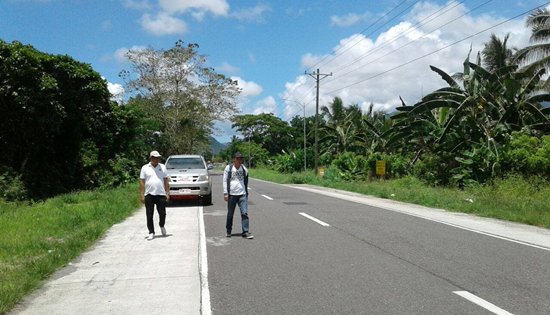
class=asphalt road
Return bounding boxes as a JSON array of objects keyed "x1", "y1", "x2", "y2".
[{"x1": 204, "y1": 175, "x2": 550, "y2": 315}]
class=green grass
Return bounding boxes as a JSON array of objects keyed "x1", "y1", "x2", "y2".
[
  {"x1": 250, "y1": 168, "x2": 550, "y2": 229},
  {"x1": 0, "y1": 184, "x2": 141, "y2": 314}
]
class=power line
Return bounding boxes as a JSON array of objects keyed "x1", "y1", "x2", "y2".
[
  {"x1": 324, "y1": 0, "x2": 492, "y2": 85},
  {"x1": 326, "y1": 1, "x2": 550, "y2": 95},
  {"x1": 324, "y1": 0, "x2": 472, "y2": 79},
  {"x1": 291, "y1": 0, "x2": 443, "y2": 110},
  {"x1": 292, "y1": 0, "x2": 465, "y2": 108},
  {"x1": 306, "y1": 0, "x2": 419, "y2": 72}
]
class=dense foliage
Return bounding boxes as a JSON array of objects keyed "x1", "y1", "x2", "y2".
[{"x1": 0, "y1": 40, "x2": 146, "y2": 200}]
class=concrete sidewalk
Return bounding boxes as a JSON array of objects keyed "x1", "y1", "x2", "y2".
[{"x1": 9, "y1": 206, "x2": 202, "y2": 315}]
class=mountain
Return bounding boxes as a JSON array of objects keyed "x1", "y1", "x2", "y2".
[{"x1": 210, "y1": 137, "x2": 228, "y2": 154}]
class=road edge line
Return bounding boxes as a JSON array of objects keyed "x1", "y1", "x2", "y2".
[{"x1": 198, "y1": 206, "x2": 212, "y2": 315}]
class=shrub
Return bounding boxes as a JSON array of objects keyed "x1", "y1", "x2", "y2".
[
  {"x1": 501, "y1": 133, "x2": 550, "y2": 179},
  {"x1": 331, "y1": 152, "x2": 366, "y2": 181},
  {"x1": 0, "y1": 167, "x2": 28, "y2": 201},
  {"x1": 273, "y1": 149, "x2": 304, "y2": 173}
]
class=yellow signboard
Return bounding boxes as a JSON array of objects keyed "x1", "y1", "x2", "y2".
[
  {"x1": 375, "y1": 160, "x2": 386, "y2": 176},
  {"x1": 319, "y1": 167, "x2": 325, "y2": 177}
]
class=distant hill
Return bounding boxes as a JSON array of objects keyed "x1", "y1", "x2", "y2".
[{"x1": 210, "y1": 137, "x2": 228, "y2": 154}]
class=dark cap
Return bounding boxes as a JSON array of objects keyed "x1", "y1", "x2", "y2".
[{"x1": 233, "y1": 152, "x2": 244, "y2": 158}]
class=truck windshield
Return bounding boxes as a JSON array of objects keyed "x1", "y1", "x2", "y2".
[{"x1": 166, "y1": 158, "x2": 205, "y2": 169}]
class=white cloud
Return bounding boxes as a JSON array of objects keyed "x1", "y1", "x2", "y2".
[
  {"x1": 107, "y1": 82, "x2": 125, "y2": 104},
  {"x1": 217, "y1": 62, "x2": 240, "y2": 74},
  {"x1": 230, "y1": 3, "x2": 271, "y2": 22},
  {"x1": 158, "y1": 0, "x2": 229, "y2": 16},
  {"x1": 102, "y1": 20, "x2": 113, "y2": 31},
  {"x1": 252, "y1": 96, "x2": 277, "y2": 115},
  {"x1": 141, "y1": 12, "x2": 187, "y2": 35},
  {"x1": 283, "y1": 1, "x2": 530, "y2": 119},
  {"x1": 231, "y1": 76, "x2": 262, "y2": 97},
  {"x1": 330, "y1": 12, "x2": 370, "y2": 27},
  {"x1": 122, "y1": 0, "x2": 153, "y2": 11},
  {"x1": 113, "y1": 45, "x2": 148, "y2": 63}
]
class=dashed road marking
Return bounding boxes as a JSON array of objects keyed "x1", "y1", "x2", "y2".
[
  {"x1": 299, "y1": 212, "x2": 331, "y2": 227},
  {"x1": 454, "y1": 291, "x2": 513, "y2": 315}
]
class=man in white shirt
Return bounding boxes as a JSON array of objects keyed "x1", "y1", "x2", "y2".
[
  {"x1": 140, "y1": 150, "x2": 170, "y2": 240},
  {"x1": 223, "y1": 152, "x2": 253, "y2": 239}
]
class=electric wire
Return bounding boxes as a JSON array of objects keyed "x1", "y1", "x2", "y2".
[
  {"x1": 323, "y1": 0, "x2": 492, "y2": 85},
  {"x1": 307, "y1": 0, "x2": 422, "y2": 72},
  {"x1": 324, "y1": 0, "x2": 471, "y2": 79},
  {"x1": 325, "y1": 1, "x2": 550, "y2": 95}
]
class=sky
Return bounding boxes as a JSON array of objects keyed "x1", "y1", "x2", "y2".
[{"x1": 1, "y1": 0, "x2": 549, "y2": 143}]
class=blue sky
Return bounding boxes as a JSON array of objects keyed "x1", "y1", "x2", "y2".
[{"x1": 1, "y1": 0, "x2": 548, "y2": 142}]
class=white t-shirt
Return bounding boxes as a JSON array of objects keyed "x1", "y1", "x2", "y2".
[
  {"x1": 140, "y1": 162, "x2": 169, "y2": 196},
  {"x1": 223, "y1": 164, "x2": 247, "y2": 196}
]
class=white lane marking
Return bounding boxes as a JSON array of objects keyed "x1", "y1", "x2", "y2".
[
  {"x1": 288, "y1": 185, "x2": 550, "y2": 252},
  {"x1": 198, "y1": 206, "x2": 212, "y2": 315},
  {"x1": 262, "y1": 194, "x2": 273, "y2": 200},
  {"x1": 299, "y1": 212, "x2": 331, "y2": 227},
  {"x1": 454, "y1": 291, "x2": 513, "y2": 315}
]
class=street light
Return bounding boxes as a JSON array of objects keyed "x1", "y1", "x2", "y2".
[{"x1": 282, "y1": 98, "x2": 307, "y2": 172}]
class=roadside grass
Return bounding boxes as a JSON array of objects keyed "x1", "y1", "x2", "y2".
[
  {"x1": 0, "y1": 184, "x2": 141, "y2": 314},
  {"x1": 250, "y1": 168, "x2": 550, "y2": 230}
]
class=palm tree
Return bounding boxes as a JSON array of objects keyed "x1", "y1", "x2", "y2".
[
  {"x1": 514, "y1": 8, "x2": 550, "y2": 75},
  {"x1": 482, "y1": 33, "x2": 515, "y2": 75},
  {"x1": 319, "y1": 97, "x2": 363, "y2": 155}
]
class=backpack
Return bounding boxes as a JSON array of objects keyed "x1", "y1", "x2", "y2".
[{"x1": 226, "y1": 164, "x2": 248, "y2": 196}]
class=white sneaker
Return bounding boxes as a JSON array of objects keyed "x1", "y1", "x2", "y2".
[
  {"x1": 161, "y1": 227, "x2": 167, "y2": 236},
  {"x1": 147, "y1": 233, "x2": 154, "y2": 240}
]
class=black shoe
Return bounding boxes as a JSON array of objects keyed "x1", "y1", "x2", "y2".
[
  {"x1": 242, "y1": 232, "x2": 254, "y2": 239},
  {"x1": 226, "y1": 233, "x2": 232, "y2": 238}
]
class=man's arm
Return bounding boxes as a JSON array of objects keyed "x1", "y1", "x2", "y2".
[
  {"x1": 223, "y1": 165, "x2": 229, "y2": 202},
  {"x1": 164, "y1": 177, "x2": 170, "y2": 201},
  {"x1": 139, "y1": 179, "x2": 145, "y2": 203}
]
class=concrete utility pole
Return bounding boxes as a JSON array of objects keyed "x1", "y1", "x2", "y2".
[{"x1": 306, "y1": 68, "x2": 332, "y2": 175}]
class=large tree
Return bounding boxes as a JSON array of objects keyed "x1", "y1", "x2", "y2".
[
  {"x1": 232, "y1": 113, "x2": 293, "y2": 157},
  {"x1": 121, "y1": 40, "x2": 241, "y2": 155},
  {"x1": 0, "y1": 40, "x2": 134, "y2": 198}
]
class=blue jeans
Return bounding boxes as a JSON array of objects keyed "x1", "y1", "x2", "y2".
[{"x1": 226, "y1": 195, "x2": 249, "y2": 234}]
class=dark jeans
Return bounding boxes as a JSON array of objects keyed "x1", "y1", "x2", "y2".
[
  {"x1": 226, "y1": 195, "x2": 249, "y2": 234},
  {"x1": 145, "y1": 194, "x2": 167, "y2": 234}
]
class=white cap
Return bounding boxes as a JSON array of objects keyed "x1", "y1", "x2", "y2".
[{"x1": 149, "y1": 150, "x2": 161, "y2": 158}]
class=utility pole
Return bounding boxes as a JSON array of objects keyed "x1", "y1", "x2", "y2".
[{"x1": 307, "y1": 68, "x2": 332, "y2": 175}]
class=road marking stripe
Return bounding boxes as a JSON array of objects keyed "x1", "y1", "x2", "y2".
[
  {"x1": 299, "y1": 212, "x2": 331, "y2": 227},
  {"x1": 454, "y1": 291, "x2": 513, "y2": 315},
  {"x1": 288, "y1": 186, "x2": 550, "y2": 252},
  {"x1": 262, "y1": 194, "x2": 273, "y2": 200},
  {"x1": 198, "y1": 206, "x2": 212, "y2": 315}
]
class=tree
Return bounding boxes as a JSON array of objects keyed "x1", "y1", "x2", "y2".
[
  {"x1": 0, "y1": 40, "x2": 134, "y2": 198},
  {"x1": 319, "y1": 97, "x2": 363, "y2": 156},
  {"x1": 121, "y1": 40, "x2": 241, "y2": 155},
  {"x1": 482, "y1": 33, "x2": 514, "y2": 75},
  {"x1": 232, "y1": 113, "x2": 293, "y2": 156},
  {"x1": 514, "y1": 8, "x2": 550, "y2": 76}
]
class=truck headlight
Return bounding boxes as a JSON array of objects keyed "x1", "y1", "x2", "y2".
[{"x1": 198, "y1": 174, "x2": 209, "y2": 181}]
